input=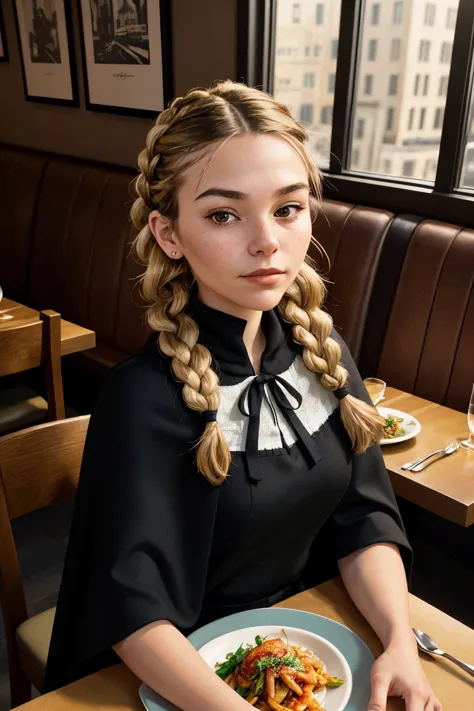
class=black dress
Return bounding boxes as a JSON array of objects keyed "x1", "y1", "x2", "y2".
[{"x1": 43, "y1": 298, "x2": 412, "y2": 692}]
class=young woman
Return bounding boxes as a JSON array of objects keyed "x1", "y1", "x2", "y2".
[{"x1": 44, "y1": 81, "x2": 441, "y2": 711}]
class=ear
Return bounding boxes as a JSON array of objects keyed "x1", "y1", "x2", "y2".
[{"x1": 148, "y1": 210, "x2": 183, "y2": 260}]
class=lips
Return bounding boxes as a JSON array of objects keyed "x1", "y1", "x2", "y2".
[{"x1": 243, "y1": 268, "x2": 285, "y2": 277}]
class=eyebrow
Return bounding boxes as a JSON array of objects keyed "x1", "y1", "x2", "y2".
[{"x1": 194, "y1": 182, "x2": 310, "y2": 202}]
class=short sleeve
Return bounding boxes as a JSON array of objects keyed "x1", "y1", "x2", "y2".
[
  {"x1": 44, "y1": 354, "x2": 219, "y2": 692},
  {"x1": 323, "y1": 330, "x2": 413, "y2": 577}
]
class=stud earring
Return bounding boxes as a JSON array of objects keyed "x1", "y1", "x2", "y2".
[{"x1": 171, "y1": 251, "x2": 177, "y2": 258}]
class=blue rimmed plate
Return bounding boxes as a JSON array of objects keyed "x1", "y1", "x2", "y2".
[{"x1": 139, "y1": 607, "x2": 374, "y2": 710}]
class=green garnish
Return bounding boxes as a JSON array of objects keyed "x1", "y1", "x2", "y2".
[
  {"x1": 327, "y1": 676, "x2": 344, "y2": 688},
  {"x1": 255, "y1": 653, "x2": 305, "y2": 673},
  {"x1": 236, "y1": 686, "x2": 249, "y2": 697},
  {"x1": 255, "y1": 635, "x2": 265, "y2": 646},
  {"x1": 254, "y1": 672, "x2": 265, "y2": 696},
  {"x1": 215, "y1": 643, "x2": 253, "y2": 679}
]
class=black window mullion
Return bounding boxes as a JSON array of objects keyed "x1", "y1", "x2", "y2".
[
  {"x1": 236, "y1": 0, "x2": 276, "y2": 92},
  {"x1": 329, "y1": 0, "x2": 365, "y2": 174},
  {"x1": 434, "y1": 0, "x2": 474, "y2": 193}
]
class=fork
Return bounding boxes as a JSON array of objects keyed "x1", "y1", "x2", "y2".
[{"x1": 401, "y1": 442, "x2": 459, "y2": 471}]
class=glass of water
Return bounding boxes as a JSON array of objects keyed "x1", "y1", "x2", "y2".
[
  {"x1": 460, "y1": 383, "x2": 474, "y2": 451},
  {"x1": 363, "y1": 377, "x2": 386, "y2": 406}
]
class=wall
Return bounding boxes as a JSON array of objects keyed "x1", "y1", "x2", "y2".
[{"x1": 0, "y1": 0, "x2": 237, "y2": 167}]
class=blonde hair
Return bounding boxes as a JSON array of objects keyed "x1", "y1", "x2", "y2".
[{"x1": 130, "y1": 80, "x2": 384, "y2": 485}]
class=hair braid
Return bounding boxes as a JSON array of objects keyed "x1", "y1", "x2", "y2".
[{"x1": 279, "y1": 262, "x2": 384, "y2": 453}]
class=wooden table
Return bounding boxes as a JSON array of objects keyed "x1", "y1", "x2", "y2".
[
  {"x1": 16, "y1": 578, "x2": 474, "y2": 711},
  {"x1": 382, "y1": 388, "x2": 474, "y2": 527},
  {"x1": 0, "y1": 298, "x2": 95, "y2": 356}
]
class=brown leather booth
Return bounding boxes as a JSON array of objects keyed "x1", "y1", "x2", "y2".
[{"x1": 1, "y1": 143, "x2": 473, "y2": 414}]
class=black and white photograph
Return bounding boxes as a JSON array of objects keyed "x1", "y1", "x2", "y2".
[
  {"x1": 0, "y1": 1, "x2": 9, "y2": 62},
  {"x1": 13, "y1": 0, "x2": 78, "y2": 104},
  {"x1": 90, "y1": 0, "x2": 150, "y2": 65},
  {"x1": 79, "y1": 0, "x2": 172, "y2": 116}
]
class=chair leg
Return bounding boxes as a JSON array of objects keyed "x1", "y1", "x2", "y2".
[{"x1": 10, "y1": 667, "x2": 31, "y2": 708}]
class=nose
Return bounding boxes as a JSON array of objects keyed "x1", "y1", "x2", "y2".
[{"x1": 248, "y1": 220, "x2": 280, "y2": 257}]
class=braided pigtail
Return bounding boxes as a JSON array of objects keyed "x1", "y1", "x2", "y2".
[{"x1": 279, "y1": 262, "x2": 384, "y2": 453}]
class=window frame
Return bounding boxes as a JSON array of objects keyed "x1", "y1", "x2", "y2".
[{"x1": 238, "y1": 0, "x2": 474, "y2": 228}]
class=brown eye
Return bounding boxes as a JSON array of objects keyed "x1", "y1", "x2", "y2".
[
  {"x1": 275, "y1": 204, "x2": 303, "y2": 218},
  {"x1": 209, "y1": 211, "x2": 237, "y2": 225}
]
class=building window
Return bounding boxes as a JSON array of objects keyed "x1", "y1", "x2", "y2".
[
  {"x1": 386, "y1": 108, "x2": 395, "y2": 131},
  {"x1": 292, "y1": 3, "x2": 301, "y2": 23},
  {"x1": 328, "y1": 74, "x2": 336, "y2": 93},
  {"x1": 424, "y1": 3, "x2": 436, "y2": 26},
  {"x1": 440, "y1": 42, "x2": 453, "y2": 64},
  {"x1": 419, "y1": 107, "x2": 426, "y2": 129},
  {"x1": 402, "y1": 160, "x2": 415, "y2": 177},
  {"x1": 352, "y1": 148, "x2": 360, "y2": 165},
  {"x1": 331, "y1": 39, "x2": 339, "y2": 59},
  {"x1": 368, "y1": 39, "x2": 377, "y2": 61},
  {"x1": 393, "y1": 1, "x2": 403, "y2": 24},
  {"x1": 423, "y1": 75, "x2": 429, "y2": 96},
  {"x1": 300, "y1": 104, "x2": 314, "y2": 124},
  {"x1": 356, "y1": 118, "x2": 365, "y2": 139},
  {"x1": 383, "y1": 159, "x2": 392, "y2": 174},
  {"x1": 313, "y1": 44, "x2": 320, "y2": 57},
  {"x1": 371, "y1": 3, "x2": 380, "y2": 25},
  {"x1": 320, "y1": 106, "x2": 332, "y2": 124},
  {"x1": 408, "y1": 107, "x2": 415, "y2": 130},
  {"x1": 419, "y1": 40, "x2": 431, "y2": 62},
  {"x1": 388, "y1": 74, "x2": 399, "y2": 96},
  {"x1": 305, "y1": 45, "x2": 310, "y2": 57},
  {"x1": 434, "y1": 107, "x2": 444, "y2": 129},
  {"x1": 391, "y1": 38, "x2": 401, "y2": 61},
  {"x1": 364, "y1": 74, "x2": 373, "y2": 95},
  {"x1": 414, "y1": 74, "x2": 420, "y2": 95},
  {"x1": 446, "y1": 7, "x2": 457, "y2": 29},
  {"x1": 439, "y1": 75, "x2": 449, "y2": 97},
  {"x1": 315, "y1": 3, "x2": 324, "y2": 24},
  {"x1": 303, "y1": 72, "x2": 315, "y2": 87}
]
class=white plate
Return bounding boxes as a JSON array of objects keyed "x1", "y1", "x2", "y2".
[
  {"x1": 378, "y1": 407, "x2": 421, "y2": 445},
  {"x1": 198, "y1": 624, "x2": 352, "y2": 711}
]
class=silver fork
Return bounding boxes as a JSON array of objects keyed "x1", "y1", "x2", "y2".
[{"x1": 401, "y1": 442, "x2": 459, "y2": 471}]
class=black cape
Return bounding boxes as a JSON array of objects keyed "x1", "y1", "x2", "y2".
[{"x1": 44, "y1": 298, "x2": 412, "y2": 692}]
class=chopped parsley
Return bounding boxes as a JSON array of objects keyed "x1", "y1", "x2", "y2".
[{"x1": 255, "y1": 653, "x2": 305, "y2": 673}]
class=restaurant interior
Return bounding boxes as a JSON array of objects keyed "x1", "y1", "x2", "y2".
[{"x1": 0, "y1": 0, "x2": 474, "y2": 710}]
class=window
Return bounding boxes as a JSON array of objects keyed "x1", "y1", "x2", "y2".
[
  {"x1": 328, "y1": 74, "x2": 336, "y2": 93},
  {"x1": 414, "y1": 74, "x2": 420, "y2": 95},
  {"x1": 368, "y1": 39, "x2": 377, "y2": 61},
  {"x1": 299, "y1": 104, "x2": 314, "y2": 124},
  {"x1": 356, "y1": 119, "x2": 365, "y2": 139},
  {"x1": 386, "y1": 108, "x2": 395, "y2": 130},
  {"x1": 439, "y1": 75, "x2": 449, "y2": 97},
  {"x1": 434, "y1": 108, "x2": 444, "y2": 129},
  {"x1": 446, "y1": 7, "x2": 457, "y2": 29},
  {"x1": 292, "y1": 3, "x2": 301, "y2": 23},
  {"x1": 331, "y1": 39, "x2": 339, "y2": 60},
  {"x1": 388, "y1": 74, "x2": 399, "y2": 96},
  {"x1": 424, "y1": 3, "x2": 436, "y2": 26},
  {"x1": 313, "y1": 44, "x2": 320, "y2": 57},
  {"x1": 419, "y1": 40, "x2": 431, "y2": 62},
  {"x1": 303, "y1": 72, "x2": 315, "y2": 87},
  {"x1": 440, "y1": 43, "x2": 452, "y2": 64},
  {"x1": 383, "y1": 159, "x2": 392, "y2": 174},
  {"x1": 320, "y1": 106, "x2": 332, "y2": 124},
  {"x1": 352, "y1": 148, "x2": 360, "y2": 165},
  {"x1": 408, "y1": 108, "x2": 415, "y2": 130},
  {"x1": 315, "y1": 3, "x2": 324, "y2": 24},
  {"x1": 371, "y1": 3, "x2": 380, "y2": 25},
  {"x1": 391, "y1": 38, "x2": 401, "y2": 61},
  {"x1": 305, "y1": 46, "x2": 310, "y2": 57},
  {"x1": 393, "y1": 1, "x2": 403, "y2": 24},
  {"x1": 423, "y1": 75, "x2": 429, "y2": 96},
  {"x1": 419, "y1": 107, "x2": 426, "y2": 129},
  {"x1": 402, "y1": 160, "x2": 415, "y2": 177},
  {"x1": 364, "y1": 74, "x2": 373, "y2": 95}
]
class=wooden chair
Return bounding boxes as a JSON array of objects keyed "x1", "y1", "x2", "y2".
[
  {"x1": 0, "y1": 311, "x2": 65, "y2": 435},
  {"x1": 0, "y1": 415, "x2": 90, "y2": 707}
]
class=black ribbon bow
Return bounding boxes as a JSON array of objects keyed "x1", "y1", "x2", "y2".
[{"x1": 237, "y1": 372, "x2": 323, "y2": 482}]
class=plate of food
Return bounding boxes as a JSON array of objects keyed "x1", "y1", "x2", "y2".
[
  {"x1": 139, "y1": 607, "x2": 374, "y2": 711},
  {"x1": 378, "y1": 407, "x2": 421, "y2": 445}
]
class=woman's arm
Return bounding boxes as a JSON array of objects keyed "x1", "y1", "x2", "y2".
[
  {"x1": 338, "y1": 542, "x2": 441, "y2": 711},
  {"x1": 114, "y1": 620, "x2": 253, "y2": 711}
]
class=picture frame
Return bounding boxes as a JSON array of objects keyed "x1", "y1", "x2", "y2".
[
  {"x1": 13, "y1": 0, "x2": 79, "y2": 106},
  {"x1": 77, "y1": 0, "x2": 173, "y2": 118},
  {"x1": 0, "y1": 2, "x2": 9, "y2": 62}
]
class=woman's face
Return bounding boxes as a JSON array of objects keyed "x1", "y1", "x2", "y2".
[{"x1": 151, "y1": 133, "x2": 313, "y2": 319}]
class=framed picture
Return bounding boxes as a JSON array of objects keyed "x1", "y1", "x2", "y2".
[
  {"x1": 78, "y1": 0, "x2": 173, "y2": 117},
  {"x1": 0, "y1": 2, "x2": 9, "y2": 62},
  {"x1": 13, "y1": 0, "x2": 79, "y2": 105}
]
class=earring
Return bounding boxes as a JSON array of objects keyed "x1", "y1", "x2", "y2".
[{"x1": 171, "y1": 251, "x2": 177, "y2": 258}]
